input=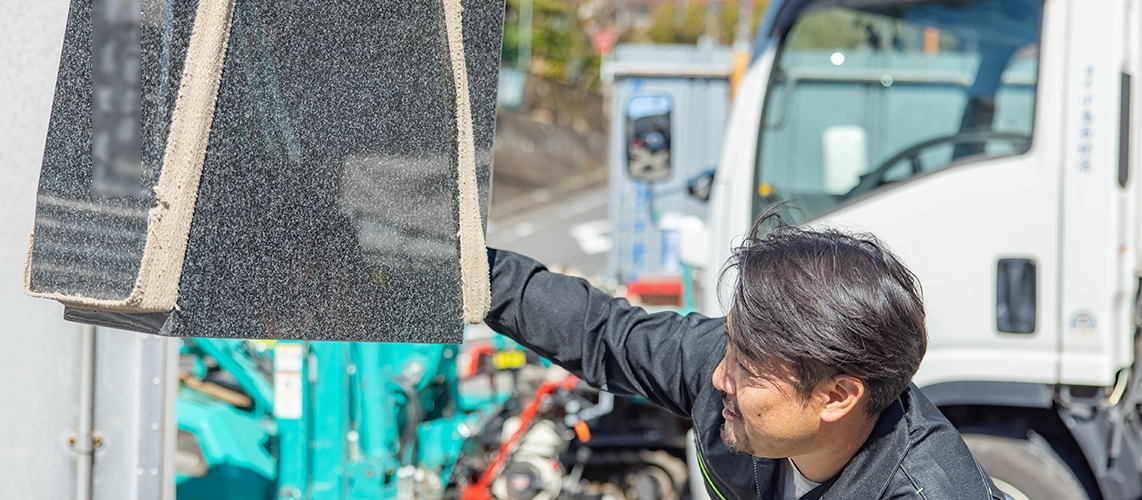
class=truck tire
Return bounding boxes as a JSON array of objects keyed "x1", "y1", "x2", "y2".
[{"x1": 961, "y1": 432, "x2": 1089, "y2": 500}]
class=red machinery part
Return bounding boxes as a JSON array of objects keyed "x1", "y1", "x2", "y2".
[{"x1": 462, "y1": 375, "x2": 579, "y2": 500}]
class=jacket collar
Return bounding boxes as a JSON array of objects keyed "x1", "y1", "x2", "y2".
[
  {"x1": 760, "y1": 388, "x2": 914, "y2": 499},
  {"x1": 816, "y1": 388, "x2": 912, "y2": 498}
]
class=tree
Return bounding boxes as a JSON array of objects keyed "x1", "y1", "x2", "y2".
[
  {"x1": 502, "y1": 0, "x2": 602, "y2": 90},
  {"x1": 636, "y1": 1, "x2": 769, "y2": 46}
]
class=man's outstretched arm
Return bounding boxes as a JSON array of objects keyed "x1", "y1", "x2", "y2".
[{"x1": 483, "y1": 249, "x2": 727, "y2": 418}]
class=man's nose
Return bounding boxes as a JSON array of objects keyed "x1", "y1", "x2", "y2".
[{"x1": 712, "y1": 358, "x2": 731, "y2": 394}]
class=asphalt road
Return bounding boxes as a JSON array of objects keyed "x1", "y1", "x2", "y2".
[{"x1": 486, "y1": 182, "x2": 610, "y2": 279}]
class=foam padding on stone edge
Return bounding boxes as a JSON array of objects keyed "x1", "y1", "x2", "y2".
[
  {"x1": 23, "y1": 0, "x2": 236, "y2": 313},
  {"x1": 443, "y1": 0, "x2": 491, "y2": 324}
]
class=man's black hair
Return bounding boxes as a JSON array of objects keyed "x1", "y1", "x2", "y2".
[{"x1": 722, "y1": 204, "x2": 927, "y2": 415}]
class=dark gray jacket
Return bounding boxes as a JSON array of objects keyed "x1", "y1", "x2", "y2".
[{"x1": 484, "y1": 249, "x2": 1006, "y2": 500}]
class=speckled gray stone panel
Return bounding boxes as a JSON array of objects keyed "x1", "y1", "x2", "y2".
[
  {"x1": 29, "y1": 0, "x2": 183, "y2": 300},
  {"x1": 29, "y1": 0, "x2": 503, "y2": 343}
]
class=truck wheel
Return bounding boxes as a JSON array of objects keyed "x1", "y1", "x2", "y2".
[{"x1": 961, "y1": 432, "x2": 1089, "y2": 500}]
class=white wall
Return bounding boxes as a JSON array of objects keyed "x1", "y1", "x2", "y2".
[
  {"x1": 0, "y1": 2, "x2": 177, "y2": 499},
  {"x1": 0, "y1": 1, "x2": 86, "y2": 498}
]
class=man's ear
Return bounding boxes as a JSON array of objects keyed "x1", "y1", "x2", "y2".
[{"x1": 818, "y1": 375, "x2": 865, "y2": 423}]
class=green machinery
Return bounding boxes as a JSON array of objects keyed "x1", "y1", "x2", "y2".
[
  {"x1": 166, "y1": 272, "x2": 703, "y2": 500},
  {"x1": 173, "y1": 335, "x2": 511, "y2": 500}
]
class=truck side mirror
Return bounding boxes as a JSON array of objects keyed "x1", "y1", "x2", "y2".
[
  {"x1": 626, "y1": 95, "x2": 673, "y2": 182},
  {"x1": 687, "y1": 169, "x2": 716, "y2": 202}
]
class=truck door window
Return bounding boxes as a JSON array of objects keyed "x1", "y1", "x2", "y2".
[{"x1": 754, "y1": 0, "x2": 1042, "y2": 221}]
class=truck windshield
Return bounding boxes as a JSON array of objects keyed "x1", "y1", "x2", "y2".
[{"x1": 754, "y1": 0, "x2": 1042, "y2": 220}]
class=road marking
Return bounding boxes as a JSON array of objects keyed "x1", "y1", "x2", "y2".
[
  {"x1": 569, "y1": 220, "x2": 612, "y2": 255},
  {"x1": 514, "y1": 222, "x2": 536, "y2": 238}
]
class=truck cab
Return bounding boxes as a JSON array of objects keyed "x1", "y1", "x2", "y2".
[{"x1": 694, "y1": 0, "x2": 1142, "y2": 498}]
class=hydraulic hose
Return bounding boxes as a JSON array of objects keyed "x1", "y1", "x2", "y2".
[{"x1": 394, "y1": 378, "x2": 423, "y2": 466}]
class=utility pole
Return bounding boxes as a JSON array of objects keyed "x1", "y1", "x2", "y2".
[
  {"x1": 733, "y1": 0, "x2": 753, "y2": 49},
  {"x1": 730, "y1": 0, "x2": 754, "y2": 98},
  {"x1": 705, "y1": 0, "x2": 722, "y2": 45},
  {"x1": 518, "y1": 0, "x2": 533, "y2": 73},
  {"x1": 676, "y1": 0, "x2": 688, "y2": 27}
]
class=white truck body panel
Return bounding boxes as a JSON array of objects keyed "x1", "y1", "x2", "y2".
[{"x1": 704, "y1": 0, "x2": 1141, "y2": 389}]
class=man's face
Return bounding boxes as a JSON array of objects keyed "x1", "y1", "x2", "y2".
[{"x1": 711, "y1": 337, "x2": 825, "y2": 458}]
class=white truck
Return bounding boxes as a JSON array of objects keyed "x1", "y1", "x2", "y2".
[{"x1": 665, "y1": 0, "x2": 1142, "y2": 498}]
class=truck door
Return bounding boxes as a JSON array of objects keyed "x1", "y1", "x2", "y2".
[{"x1": 1056, "y1": 0, "x2": 1136, "y2": 386}]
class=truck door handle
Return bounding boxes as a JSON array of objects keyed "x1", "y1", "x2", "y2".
[{"x1": 997, "y1": 259, "x2": 1036, "y2": 333}]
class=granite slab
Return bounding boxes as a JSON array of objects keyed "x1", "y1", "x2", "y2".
[{"x1": 27, "y1": 0, "x2": 504, "y2": 343}]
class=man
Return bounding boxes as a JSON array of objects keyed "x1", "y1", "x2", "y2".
[{"x1": 483, "y1": 209, "x2": 1006, "y2": 499}]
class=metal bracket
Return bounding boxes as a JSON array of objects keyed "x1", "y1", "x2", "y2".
[{"x1": 66, "y1": 429, "x2": 105, "y2": 454}]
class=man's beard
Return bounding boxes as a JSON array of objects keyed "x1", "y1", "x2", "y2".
[
  {"x1": 720, "y1": 420, "x2": 753, "y2": 455},
  {"x1": 720, "y1": 394, "x2": 752, "y2": 454}
]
